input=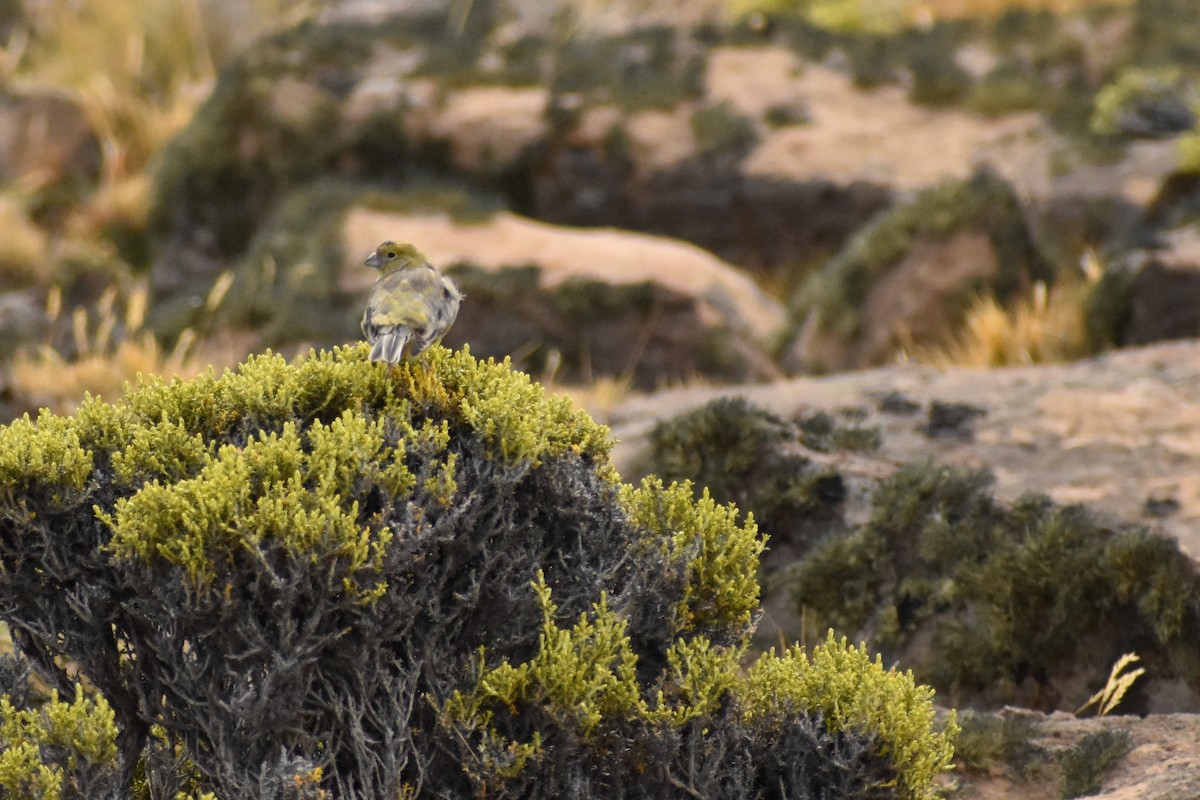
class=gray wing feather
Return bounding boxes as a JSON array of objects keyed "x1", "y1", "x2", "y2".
[{"x1": 362, "y1": 266, "x2": 461, "y2": 362}]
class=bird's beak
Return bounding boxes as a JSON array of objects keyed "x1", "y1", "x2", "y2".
[{"x1": 364, "y1": 253, "x2": 383, "y2": 269}]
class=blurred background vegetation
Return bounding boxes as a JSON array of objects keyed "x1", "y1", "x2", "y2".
[{"x1": 0, "y1": 0, "x2": 1195, "y2": 417}]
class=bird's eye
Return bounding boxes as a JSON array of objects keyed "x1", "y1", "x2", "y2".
[{"x1": 387, "y1": 251, "x2": 397, "y2": 259}]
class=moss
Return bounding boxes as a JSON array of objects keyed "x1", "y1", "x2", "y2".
[
  {"x1": 1059, "y1": 729, "x2": 1131, "y2": 799},
  {"x1": 966, "y1": 63, "x2": 1050, "y2": 116},
  {"x1": 789, "y1": 169, "x2": 1050, "y2": 343},
  {"x1": 1131, "y1": 0, "x2": 1200, "y2": 70},
  {"x1": 1091, "y1": 67, "x2": 1194, "y2": 138},
  {"x1": 1082, "y1": 266, "x2": 1136, "y2": 350},
  {"x1": 763, "y1": 100, "x2": 810, "y2": 127},
  {"x1": 551, "y1": 26, "x2": 707, "y2": 112},
  {"x1": 797, "y1": 410, "x2": 881, "y2": 452},
  {"x1": 906, "y1": 29, "x2": 971, "y2": 107}
]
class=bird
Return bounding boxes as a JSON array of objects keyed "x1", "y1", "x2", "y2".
[{"x1": 360, "y1": 241, "x2": 462, "y2": 364}]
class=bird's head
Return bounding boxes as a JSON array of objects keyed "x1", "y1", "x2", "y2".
[{"x1": 364, "y1": 241, "x2": 427, "y2": 271}]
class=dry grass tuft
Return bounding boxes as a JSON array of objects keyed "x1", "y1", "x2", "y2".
[
  {"x1": 912, "y1": 280, "x2": 1089, "y2": 367},
  {"x1": 0, "y1": 191, "x2": 49, "y2": 285},
  {"x1": 729, "y1": 0, "x2": 1130, "y2": 30},
  {"x1": 913, "y1": 252, "x2": 1104, "y2": 368},
  {"x1": 10, "y1": 278, "x2": 239, "y2": 413}
]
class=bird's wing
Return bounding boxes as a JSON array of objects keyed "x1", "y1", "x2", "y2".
[
  {"x1": 364, "y1": 270, "x2": 434, "y2": 334},
  {"x1": 406, "y1": 272, "x2": 463, "y2": 355}
]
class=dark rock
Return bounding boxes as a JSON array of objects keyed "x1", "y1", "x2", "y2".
[
  {"x1": 0, "y1": 90, "x2": 101, "y2": 187},
  {"x1": 920, "y1": 400, "x2": 987, "y2": 440},
  {"x1": 1121, "y1": 229, "x2": 1200, "y2": 345},
  {"x1": 533, "y1": 147, "x2": 892, "y2": 273}
]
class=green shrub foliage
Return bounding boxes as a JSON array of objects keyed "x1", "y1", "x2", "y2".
[
  {"x1": 794, "y1": 463, "x2": 1200, "y2": 710},
  {"x1": 640, "y1": 397, "x2": 1200, "y2": 712},
  {"x1": 642, "y1": 397, "x2": 867, "y2": 556},
  {"x1": 0, "y1": 344, "x2": 954, "y2": 798}
]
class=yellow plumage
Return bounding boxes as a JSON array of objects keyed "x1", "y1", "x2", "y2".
[{"x1": 360, "y1": 241, "x2": 462, "y2": 363}]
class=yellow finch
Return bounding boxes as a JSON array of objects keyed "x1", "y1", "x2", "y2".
[{"x1": 361, "y1": 241, "x2": 462, "y2": 363}]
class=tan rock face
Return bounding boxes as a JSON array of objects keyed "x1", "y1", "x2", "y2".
[
  {"x1": 795, "y1": 231, "x2": 1001, "y2": 371},
  {"x1": 706, "y1": 46, "x2": 803, "y2": 119},
  {"x1": 857, "y1": 232, "x2": 999, "y2": 358},
  {"x1": 608, "y1": 338, "x2": 1200, "y2": 559},
  {"x1": 953, "y1": 710, "x2": 1200, "y2": 800},
  {"x1": 0, "y1": 90, "x2": 101, "y2": 186},
  {"x1": 342, "y1": 208, "x2": 786, "y2": 386},
  {"x1": 420, "y1": 86, "x2": 550, "y2": 172},
  {"x1": 738, "y1": 61, "x2": 1043, "y2": 191}
]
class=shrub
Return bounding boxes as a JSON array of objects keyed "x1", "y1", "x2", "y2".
[
  {"x1": 0, "y1": 344, "x2": 955, "y2": 798},
  {"x1": 792, "y1": 462, "x2": 1200, "y2": 710},
  {"x1": 640, "y1": 397, "x2": 863, "y2": 554},
  {"x1": 1090, "y1": 67, "x2": 1196, "y2": 139},
  {"x1": 1059, "y1": 729, "x2": 1131, "y2": 799}
]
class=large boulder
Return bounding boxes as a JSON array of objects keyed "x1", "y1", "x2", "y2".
[
  {"x1": 339, "y1": 207, "x2": 787, "y2": 387},
  {"x1": 784, "y1": 170, "x2": 1052, "y2": 372},
  {"x1": 178, "y1": 175, "x2": 786, "y2": 387}
]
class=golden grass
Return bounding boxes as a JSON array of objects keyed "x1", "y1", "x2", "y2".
[
  {"x1": 13, "y1": 0, "x2": 306, "y2": 183},
  {"x1": 910, "y1": 0, "x2": 1132, "y2": 20},
  {"x1": 0, "y1": 190, "x2": 48, "y2": 284},
  {"x1": 10, "y1": 277, "x2": 240, "y2": 413},
  {"x1": 913, "y1": 274, "x2": 1095, "y2": 368},
  {"x1": 730, "y1": 0, "x2": 1130, "y2": 29},
  {"x1": 0, "y1": 1, "x2": 310, "y2": 414},
  {"x1": 546, "y1": 375, "x2": 640, "y2": 423},
  {"x1": 16, "y1": 0, "x2": 211, "y2": 182}
]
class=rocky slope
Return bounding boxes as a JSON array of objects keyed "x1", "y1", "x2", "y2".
[{"x1": 610, "y1": 338, "x2": 1200, "y2": 559}]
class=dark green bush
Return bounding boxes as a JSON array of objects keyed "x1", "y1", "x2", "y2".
[
  {"x1": 0, "y1": 344, "x2": 955, "y2": 798},
  {"x1": 1059, "y1": 729, "x2": 1132, "y2": 798},
  {"x1": 641, "y1": 397, "x2": 860, "y2": 554},
  {"x1": 793, "y1": 463, "x2": 1200, "y2": 710}
]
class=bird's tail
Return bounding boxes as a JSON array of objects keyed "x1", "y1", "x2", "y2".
[{"x1": 369, "y1": 329, "x2": 412, "y2": 363}]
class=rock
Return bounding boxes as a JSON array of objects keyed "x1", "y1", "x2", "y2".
[
  {"x1": 607, "y1": 337, "x2": 1200, "y2": 565},
  {"x1": 0, "y1": 289, "x2": 47, "y2": 360},
  {"x1": 1122, "y1": 227, "x2": 1200, "y2": 346},
  {"x1": 531, "y1": 46, "x2": 899, "y2": 272},
  {"x1": 739, "y1": 60, "x2": 1043, "y2": 192},
  {"x1": 612, "y1": 339, "x2": 1200, "y2": 715},
  {"x1": 340, "y1": 207, "x2": 786, "y2": 387},
  {"x1": 953, "y1": 710, "x2": 1200, "y2": 800},
  {"x1": 533, "y1": 143, "x2": 893, "y2": 274},
  {"x1": 784, "y1": 170, "x2": 1051, "y2": 372},
  {"x1": 406, "y1": 85, "x2": 549, "y2": 174},
  {"x1": 0, "y1": 90, "x2": 101, "y2": 187}
]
